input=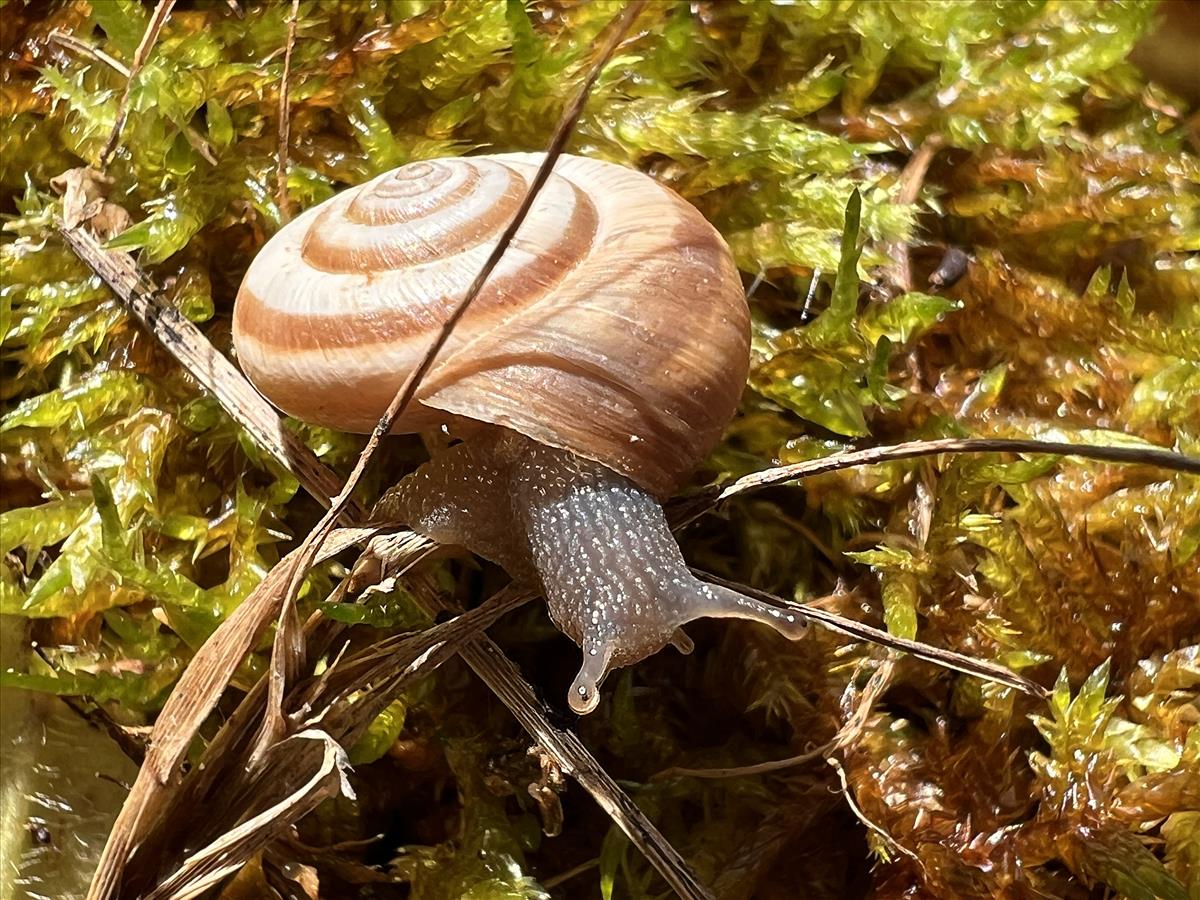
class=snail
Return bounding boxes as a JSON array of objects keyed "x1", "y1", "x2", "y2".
[{"x1": 232, "y1": 152, "x2": 805, "y2": 714}]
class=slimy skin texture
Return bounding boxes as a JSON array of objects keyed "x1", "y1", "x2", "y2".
[{"x1": 376, "y1": 431, "x2": 806, "y2": 714}]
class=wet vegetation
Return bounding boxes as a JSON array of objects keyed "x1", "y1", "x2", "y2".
[{"x1": 1, "y1": 1, "x2": 1197, "y2": 898}]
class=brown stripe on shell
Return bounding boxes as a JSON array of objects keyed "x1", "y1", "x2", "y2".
[
  {"x1": 299, "y1": 163, "x2": 526, "y2": 273},
  {"x1": 410, "y1": 164, "x2": 749, "y2": 496},
  {"x1": 344, "y1": 161, "x2": 457, "y2": 225},
  {"x1": 239, "y1": 177, "x2": 599, "y2": 353}
]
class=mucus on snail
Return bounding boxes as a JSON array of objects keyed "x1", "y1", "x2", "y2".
[{"x1": 232, "y1": 152, "x2": 805, "y2": 714}]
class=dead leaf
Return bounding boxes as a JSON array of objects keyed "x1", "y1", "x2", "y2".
[
  {"x1": 50, "y1": 166, "x2": 131, "y2": 237},
  {"x1": 145, "y1": 730, "x2": 354, "y2": 900},
  {"x1": 528, "y1": 746, "x2": 566, "y2": 837}
]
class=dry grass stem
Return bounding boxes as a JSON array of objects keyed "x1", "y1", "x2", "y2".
[
  {"x1": 55, "y1": 223, "x2": 358, "y2": 517},
  {"x1": 124, "y1": 583, "x2": 532, "y2": 899},
  {"x1": 145, "y1": 731, "x2": 353, "y2": 900},
  {"x1": 882, "y1": 134, "x2": 945, "y2": 293},
  {"x1": 275, "y1": 0, "x2": 301, "y2": 221},
  {"x1": 542, "y1": 858, "x2": 600, "y2": 890},
  {"x1": 145, "y1": 526, "x2": 379, "y2": 783},
  {"x1": 716, "y1": 437, "x2": 1200, "y2": 497},
  {"x1": 48, "y1": 28, "x2": 218, "y2": 164},
  {"x1": 673, "y1": 436, "x2": 1200, "y2": 528},
  {"x1": 653, "y1": 645, "x2": 908, "y2": 785},
  {"x1": 83, "y1": 525, "x2": 385, "y2": 900},
  {"x1": 652, "y1": 743, "x2": 832, "y2": 781},
  {"x1": 99, "y1": 0, "x2": 177, "y2": 168},
  {"x1": 49, "y1": 27, "x2": 131, "y2": 75},
  {"x1": 451, "y1": 632, "x2": 716, "y2": 900},
  {"x1": 828, "y1": 757, "x2": 921, "y2": 867},
  {"x1": 654, "y1": 656, "x2": 898, "y2": 782}
]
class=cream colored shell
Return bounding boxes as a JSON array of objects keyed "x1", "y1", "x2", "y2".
[{"x1": 232, "y1": 153, "x2": 748, "y2": 497}]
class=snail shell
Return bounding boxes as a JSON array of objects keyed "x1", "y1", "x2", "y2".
[{"x1": 232, "y1": 153, "x2": 748, "y2": 497}]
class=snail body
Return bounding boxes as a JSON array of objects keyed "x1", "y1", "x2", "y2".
[{"x1": 233, "y1": 153, "x2": 805, "y2": 713}]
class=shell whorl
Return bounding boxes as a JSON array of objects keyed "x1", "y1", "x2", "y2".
[{"x1": 233, "y1": 153, "x2": 748, "y2": 496}]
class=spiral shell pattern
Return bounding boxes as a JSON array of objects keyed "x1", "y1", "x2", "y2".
[{"x1": 233, "y1": 153, "x2": 748, "y2": 496}]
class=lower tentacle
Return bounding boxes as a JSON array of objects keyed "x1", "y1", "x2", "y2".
[{"x1": 568, "y1": 638, "x2": 615, "y2": 715}]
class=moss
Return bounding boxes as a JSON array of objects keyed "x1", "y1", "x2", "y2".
[{"x1": 2, "y1": 0, "x2": 1198, "y2": 897}]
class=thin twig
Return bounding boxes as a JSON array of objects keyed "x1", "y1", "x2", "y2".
[
  {"x1": 881, "y1": 134, "x2": 944, "y2": 294},
  {"x1": 672, "y1": 436, "x2": 1200, "y2": 528},
  {"x1": 49, "y1": 28, "x2": 217, "y2": 165},
  {"x1": 715, "y1": 437, "x2": 1200, "y2": 493},
  {"x1": 653, "y1": 742, "x2": 831, "y2": 781},
  {"x1": 99, "y1": 0, "x2": 177, "y2": 168},
  {"x1": 744, "y1": 267, "x2": 767, "y2": 303},
  {"x1": 896, "y1": 136, "x2": 944, "y2": 207},
  {"x1": 542, "y1": 858, "x2": 600, "y2": 890},
  {"x1": 452, "y1": 632, "x2": 714, "y2": 900},
  {"x1": 828, "y1": 757, "x2": 921, "y2": 866},
  {"x1": 49, "y1": 28, "x2": 132, "y2": 76},
  {"x1": 60, "y1": 695, "x2": 147, "y2": 766},
  {"x1": 276, "y1": 0, "x2": 301, "y2": 222}
]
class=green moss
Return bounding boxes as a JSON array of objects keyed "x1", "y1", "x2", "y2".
[{"x1": 2, "y1": 0, "x2": 1198, "y2": 897}]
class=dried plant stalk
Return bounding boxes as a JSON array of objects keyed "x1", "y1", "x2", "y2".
[
  {"x1": 99, "y1": 0, "x2": 177, "y2": 167},
  {"x1": 125, "y1": 583, "x2": 534, "y2": 899},
  {"x1": 56, "y1": 224, "x2": 358, "y2": 517},
  {"x1": 452, "y1": 633, "x2": 716, "y2": 900},
  {"x1": 275, "y1": 0, "x2": 300, "y2": 221},
  {"x1": 671, "y1": 436, "x2": 1200, "y2": 528},
  {"x1": 145, "y1": 731, "x2": 353, "y2": 900}
]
